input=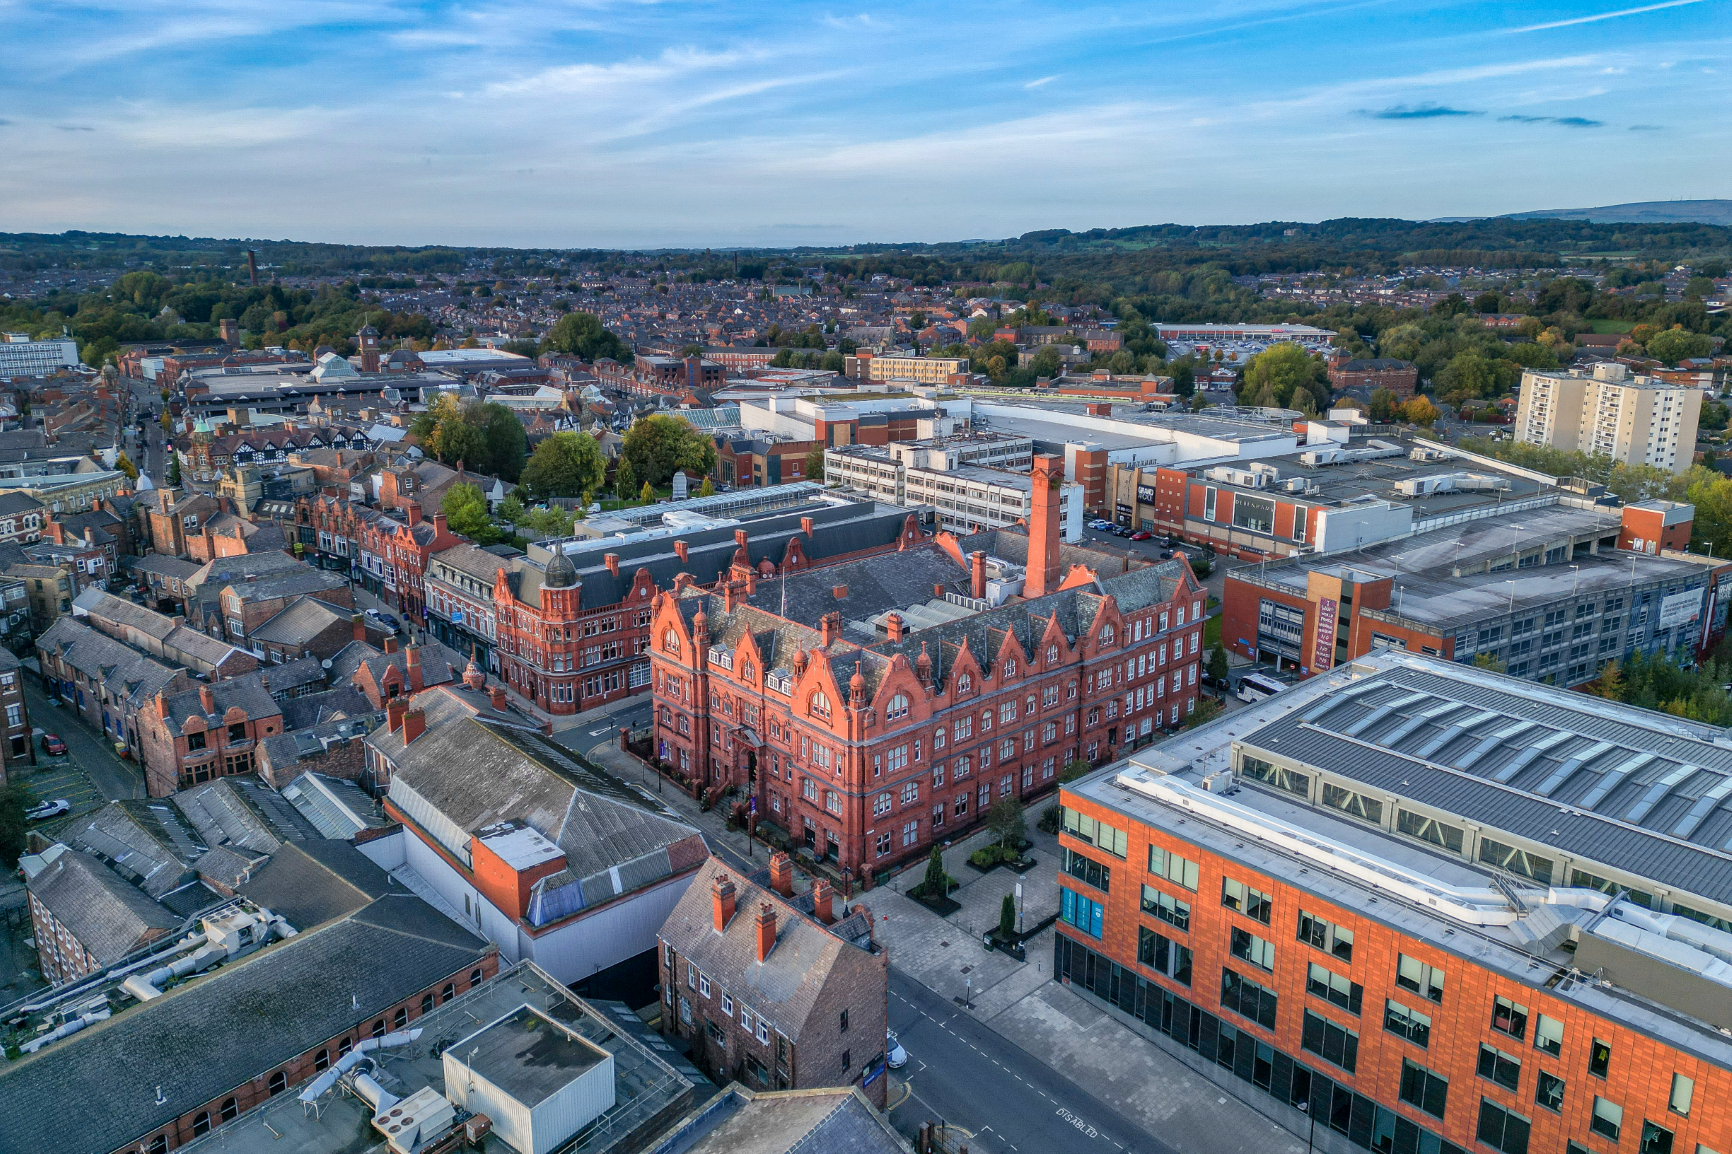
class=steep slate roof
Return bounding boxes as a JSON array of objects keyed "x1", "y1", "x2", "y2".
[
  {"x1": 237, "y1": 840, "x2": 395, "y2": 930},
  {"x1": 278, "y1": 686, "x2": 378, "y2": 730},
  {"x1": 174, "y1": 776, "x2": 317, "y2": 855},
  {"x1": 248, "y1": 595, "x2": 349, "y2": 646},
  {"x1": 0, "y1": 892, "x2": 491, "y2": 1154},
  {"x1": 37, "y1": 616, "x2": 182, "y2": 706},
  {"x1": 159, "y1": 671, "x2": 282, "y2": 730},
  {"x1": 513, "y1": 499, "x2": 917, "y2": 612},
  {"x1": 61, "y1": 800, "x2": 207, "y2": 899},
  {"x1": 25, "y1": 850, "x2": 180, "y2": 966},
  {"x1": 677, "y1": 528, "x2": 1192, "y2": 702},
  {"x1": 660, "y1": 858, "x2": 878, "y2": 1045},
  {"x1": 376, "y1": 692, "x2": 705, "y2": 920}
]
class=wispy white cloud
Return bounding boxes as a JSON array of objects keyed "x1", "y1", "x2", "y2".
[
  {"x1": 1025, "y1": 75, "x2": 1060, "y2": 88},
  {"x1": 1503, "y1": 0, "x2": 1708, "y2": 34}
]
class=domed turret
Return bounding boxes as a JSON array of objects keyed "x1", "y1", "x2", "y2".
[
  {"x1": 463, "y1": 645, "x2": 486, "y2": 691},
  {"x1": 850, "y1": 661, "x2": 866, "y2": 705},
  {"x1": 916, "y1": 642, "x2": 933, "y2": 685},
  {"x1": 543, "y1": 548, "x2": 578, "y2": 588}
]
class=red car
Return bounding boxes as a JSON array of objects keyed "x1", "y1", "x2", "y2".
[
  {"x1": 41, "y1": 734, "x2": 66, "y2": 757},
  {"x1": 1129, "y1": 531, "x2": 1154, "y2": 541}
]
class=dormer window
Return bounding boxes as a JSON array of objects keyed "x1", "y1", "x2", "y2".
[
  {"x1": 1004, "y1": 659, "x2": 1016, "y2": 678},
  {"x1": 1101, "y1": 624, "x2": 1116, "y2": 645},
  {"x1": 886, "y1": 693, "x2": 909, "y2": 720},
  {"x1": 740, "y1": 662, "x2": 755, "y2": 682},
  {"x1": 956, "y1": 672, "x2": 971, "y2": 694},
  {"x1": 663, "y1": 629, "x2": 680, "y2": 653},
  {"x1": 1047, "y1": 645, "x2": 1059, "y2": 665},
  {"x1": 809, "y1": 690, "x2": 832, "y2": 721}
]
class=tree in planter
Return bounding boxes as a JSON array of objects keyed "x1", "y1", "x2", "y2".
[
  {"x1": 917, "y1": 846, "x2": 947, "y2": 899},
  {"x1": 986, "y1": 797, "x2": 1026, "y2": 857},
  {"x1": 1207, "y1": 643, "x2": 1230, "y2": 685},
  {"x1": 1186, "y1": 697, "x2": 1224, "y2": 729},
  {"x1": 1059, "y1": 757, "x2": 1092, "y2": 783},
  {"x1": 999, "y1": 892, "x2": 1018, "y2": 940}
]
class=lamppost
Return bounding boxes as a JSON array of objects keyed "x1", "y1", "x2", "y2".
[{"x1": 1298, "y1": 1098, "x2": 1318, "y2": 1154}]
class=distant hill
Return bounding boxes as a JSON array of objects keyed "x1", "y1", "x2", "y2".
[{"x1": 1502, "y1": 200, "x2": 1732, "y2": 227}]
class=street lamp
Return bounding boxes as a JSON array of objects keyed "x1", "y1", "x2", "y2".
[{"x1": 1298, "y1": 1098, "x2": 1317, "y2": 1154}]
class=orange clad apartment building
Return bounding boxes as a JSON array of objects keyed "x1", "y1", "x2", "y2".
[{"x1": 1057, "y1": 649, "x2": 1732, "y2": 1154}]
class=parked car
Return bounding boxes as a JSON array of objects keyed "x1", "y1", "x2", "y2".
[
  {"x1": 365, "y1": 608, "x2": 402, "y2": 632},
  {"x1": 1159, "y1": 549, "x2": 1174, "y2": 559},
  {"x1": 1113, "y1": 526, "x2": 1135, "y2": 537},
  {"x1": 41, "y1": 734, "x2": 66, "y2": 757},
  {"x1": 25, "y1": 799, "x2": 71, "y2": 822},
  {"x1": 886, "y1": 1031, "x2": 908, "y2": 1069},
  {"x1": 1087, "y1": 519, "x2": 1115, "y2": 531},
  {"x1": 1129, "y1": 530, "x2": 1154, "y2": 541}
]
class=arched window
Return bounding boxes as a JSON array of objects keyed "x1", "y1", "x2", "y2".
[
  {"x1": 1101, "y1": 624, "x2": 1116, "y2": 645},
  {"x1": 421, "y1": 993, "x2": 434, "y2": 1014},
  {"x1": 268, "y1": 1071, "x2": 287, "y2": 1096},
  {"x1": 663, "y1": 629, "x2": 680, "y2": 653},
  {"x1": 192, "y1": 1113, "x2": 211, "y2": 1137},
  {"x1": 338, "y1": 1037, "x2": 352, "y2": 1056},
  {"x1": 394, "y1": 1007, "x2": 408, "y2": 1029},
  {"x1": 809, "y1": 690, "x2": 832, "y2": 721},
  {"x1": 1047, "y1": 645, "x2": 1059, "y2": 665},
  {"x1": 442, "y1": 983, "x2": 456, "y2": 1003},
  {"x1": 314, "y1": 1049, "x2": 330, "y2": 1071},
  {"x1": 470, "y1": 967, "x2": 484, "y2": 988},
  {"x1": 1004, "y1": 659, "x2": 1016, "y2": 677},
  {"x1": 956, "y1": 673, "x2": 971, "y2": 694},
  {"x1": 371, "y1": 1019, "x2": 386, "y2": 1039},
  {"x1": 148, "y1": 1137, "x2": 168, "y2": 1154},
  {"x1": 741, "y1": 662, "x2": 755, "y2": 682},
  {"x1": 885, "y1": 694, "x2": 909, "y2": 720},
  {"x1": 221, "y1": 1098, "x2": 238, "y2": 1121}
]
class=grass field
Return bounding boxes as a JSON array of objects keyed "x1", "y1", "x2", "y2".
[{"x1": 1587, "y1": 319, "x2": 1635, "y2": 334}]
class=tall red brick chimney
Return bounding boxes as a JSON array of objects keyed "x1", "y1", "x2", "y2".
[
  {"x1": 811, "y1": 878, "x2": 834, "y2": 925},
  {"x1": 970, "y1": 551, "x2": 986, "y2": 600},
  {"x1": 755, "y1": 902, "x2": 777, "y2": 961},
  {"x1": 768, "y1": 852, "x2": 794, "y2": 897},
  {"x1": 406, "y1": 645, "x2": 424, "y2": 692},
  {"x1": 401, "y1": 708, "x2": 426, "y2": 744},
  {"x1": 198, "y1": 685, "x2": 215, "y2": 715},
  {"x1": 713, "y1": 874, "x2": 737, "y2": 931},
  {"x1": 1026, "y1": 454, "x2": 1063, "y2": 599}
]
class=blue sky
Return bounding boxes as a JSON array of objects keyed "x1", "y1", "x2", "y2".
[{"x1": 1, "y1": 0, "x2": 1726, "y2": 248}]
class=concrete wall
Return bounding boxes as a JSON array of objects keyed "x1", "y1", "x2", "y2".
[{"x1": 1313, "y1": 501, "x2": 1413, "y2": 553}]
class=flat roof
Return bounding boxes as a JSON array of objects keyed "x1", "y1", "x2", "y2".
[
  {"x1": 1069, "y1": 650, "x2": 1732, "y2": 1071},
  {"x1": 1182, "y1": 446, "x2": 1551, "y2": 514},
  {"x1": 176, "y1": 964, "x2": 701, "y2": 1154},
  {"x1": 454, "y1": 1005, "x2": 609, "y2": 1107}
]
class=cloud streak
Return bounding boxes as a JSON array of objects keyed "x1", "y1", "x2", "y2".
[
  {"x1": 1499, "y1": 113, "x2": 1606, "y2": 127},
  {"x1": 1503, "y1": 0, "x2": 1708, "y2": 34},
  {"x1": 1363, "y1": 103, "x2": 1481, "y2": 119}
]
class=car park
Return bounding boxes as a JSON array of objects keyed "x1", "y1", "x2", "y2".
[
  {"x1": 25, "y1": 799, "x2": 71, "y2": 822},
  {"x1": 1129, "y1": 530, "x2": 1154, "y2": 541},
  {"x1": 41, "y1": 734, "x2": 66, "y2": 757}
]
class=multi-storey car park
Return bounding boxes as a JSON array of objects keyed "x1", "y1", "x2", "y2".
[{"x1": 1058, "y1": 649, "x2": 1732, "y2": 1154}]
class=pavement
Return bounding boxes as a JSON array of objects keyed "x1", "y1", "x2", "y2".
[{"x1": 569, "y1": 708, "x2": 1309, "y2": 1154}]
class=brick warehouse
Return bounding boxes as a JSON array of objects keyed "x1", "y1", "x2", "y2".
[
  {"x1": 1057, "y1": 649, "x2": 1732, "y2": 1154},
  {"x1": 648, "y1": 454, "x2": 1207, "y2": 879}
]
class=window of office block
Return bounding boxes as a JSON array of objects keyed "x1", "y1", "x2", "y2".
[
  {"x1": 1536, "y1": 1071, "x2": 1565, "y2": 1114},
  {"x1": 1478, "y1": 1099, "x2": 1531, "y2": 1154},
  {"x1": 1150, "y1": 846, "x2": 1200, "y2": 890},
  {"x1": 1384, "y1": 999, "x2": 1431, "y2": 1049},
  {"x1": 1395, "y1": 954, "x2": 1445, "y2": 1003},
  {"x1": 1230, "y1": 927, "x2": 1275, "y2": 971},
  {"x1": 1399, "y1": 1059, "x2": 1449, "y2": 1119},
  {"x1": 1301, "y1": 1010, "x2": 1358, "y2": 1073},
  {"x1": 1306, "y1": 963, "x2": 1361, "y2": 1015},
  {"x1": 1140, "y1": 884, "x2": 1190, "y2": 931},
  {"x1": 1477, "y1": 1044, "x2": 1522, "y2": 1092},
  {"x1": 1222, "y1": 878, "x2": 1273, "y2": 924},
  {"x1": 1491, "y1": 995, "x2": 1528, "y2": 1041},
  {"x1": 1297, "y1": 910, "x2": 1353, "y2": 962}
]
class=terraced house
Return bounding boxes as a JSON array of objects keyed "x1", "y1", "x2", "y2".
[{"x1": 649, "y1": 455, "x2": 1207, "y2": 877}]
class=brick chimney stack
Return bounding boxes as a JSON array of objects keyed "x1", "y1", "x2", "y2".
[
  {"x1": 971, "y1": 551, "x2": 986, "y2": 601},
  {"x1": 713, "y1": 874, "x2": 737, "y2": 932},
  {"x1": 383, "y1": 636, "x2": 399, "y2": 655},
  {"x1": 352, "y1": 614, "x2": 367, "y2": 643},
  {"x1": 674, "y1": 540, "x2": 689, "y2": 562},
  {"x1": 604, "y1": 553, "x2": 619, "y2": 576},
  {"x1": 387, "y1": 697, "x2": 408, "y2": 733},
  {"x1": 1026, "y1": 454, "x2": 1063, "y2": 599},
  {"x1": 198, "y1": 685, "x2": 215, "y2": 715},
  {"x1": 755, "y1": 902, "x2": 777, "y2": 962},
  {"x1": 406, "y1": 645, "x2": 424, "y2": 692},
  {"x1": 811, "y1": 878, "x2": 834, "y2": 925},
  {"x1": 885, "y1": 612, "x2": 905, "y2": 642},
  {"x1": 401, "y1": 708, "x2": 426, "y2": 744},
  {"x1": 488, "y1": 685, "x2": 507, "y2": 711},
  {"x1": 405, "y1": 501, "x2": 422, "y2": 527},
  {"x1": 769, "y1": 852, "x2": 794, "y2": 897}
]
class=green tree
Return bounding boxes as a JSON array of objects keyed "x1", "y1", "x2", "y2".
[
  {"x1": 476, "y1": 402, "x2": 528, "y2": 481},
  {"x1": 622, "y1": 414, "x2": 717, "y2": 488},
  {"x1": 1368, "y1": 387, "x2": 1400, "y2": 421},
  {"x1": 520, "y1": 431, "x2": 607, "y2": 500},
  {"x1": 0, "y1": 783, "x2": 35, "y2": 868},
  {"x1": 614, "y1": 456, "x2": 638, "y2": 501},
  {"x1": 1186, "y1": 697, "x2": 1223, "y2": 729},
  {"x1": 820, "y1": 350, "x2": 846, "y2": 373},
  {"x1": 1029, "y1": 345, "x2": 1062, "y2": 377},
  {"x1": 986, "y1": 797, "x2": 1026, "y2": 850},
  {"x1": 917, "y1": 846, "x2": 948, "y2": 899},
  {"x1": 999, "y1": 892, "x2": 1018, "y2": 940},
  {"x1": 805, "y1": 447, "x2": 826, "y2": 484},
  {"x1": 698, "y1": 477, "x2": 714, "y2": 497},
  {"x1": 165, "y1": 451, "x2": 181, "y2": 487},
  {"x1": 1647, "y1": 327, "x2": 1715, "y2": 366},
  {"x1": 640, "y1": 480, "x2": 655, "y2": 503},
  {"x1": 114, "y1": 452, "x2": 138, "y2": 482},
  {"x1": 1472, "y1": 653, "x2": 1506, "y2": 673},
  {"x1": 1240, "y1": 343, "x2": 1324, "y2": 409},
  {"x1": 541, "y1": 311, "x2": 631, "y2": 363},
  {"x1": 1208, "y1": 643, "x2": 1230, "y2": 685},
  {"x1": 441, "y1": 482, "x2": 499, "y2": 544}
]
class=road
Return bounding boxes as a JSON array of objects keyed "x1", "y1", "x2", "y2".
[
  {"x1": 23, "y1": 679, "x2": 145, "y2": 811},
  {"x1": 886, "y1": 971, "x2": 1175, "y2": 1154}
]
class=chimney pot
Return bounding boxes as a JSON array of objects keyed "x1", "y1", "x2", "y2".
[
  {"x1": 755, "y1": 902, "x2": 777, "y2": 962},
  {"x1": 811, "y1": 878, "x2": 834, "y2": 925},
  {"x1": 352, "y1": 614, "x2": 367, "y2": 643},
  {"x1": 712, "y1": 874, "x2": 737, "y2": 932},
  {"x1": 769, "y1": 852, "x2": 794, "y2": 897},
  {"x1": 734, "y1": 528, "x2": 748, "y2": 548}
]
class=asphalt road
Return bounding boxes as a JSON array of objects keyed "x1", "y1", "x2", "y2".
[
  {"x1": 885, "y1": 970, "x2": 1175, "y2": 1154},
  {"x1": 23, "y1": 679, "x2": 144, "y2": 810}
]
